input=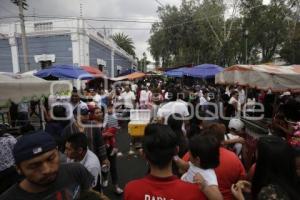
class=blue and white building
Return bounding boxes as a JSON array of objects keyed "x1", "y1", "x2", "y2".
[{"x1": 0, "y1": 18, "x2": 137, "y2": 77}]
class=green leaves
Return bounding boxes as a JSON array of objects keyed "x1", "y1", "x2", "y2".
[
  {"x1": 149, "y1": 0, "x2": 299, "y2": 67},
  {"x1": 112, "y1": 33, "x2": 136, "y2": 57}
]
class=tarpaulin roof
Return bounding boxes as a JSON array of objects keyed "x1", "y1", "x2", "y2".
[
  {"x1": 164, "y1": 64, "x2": 223, "y2": 78},
  {"x1": 35, "y1": 65, "x2": 93, "y2": 80},
  {"x1": 215, "y1": 64, "x2": 300, "y2": 92},
  {"x1": 184, "y1": 64, "x2": 224, "y2": 78},
  {"x1": 164, "y1": 67, "x2": 190, "y2": 77},
  {"x1": 0, "y1": 72, "x2": 70, "y2": 103},
  {"x1": 81, "y1": 66, "x2": 103, "y2": 75},
  {"x1": 111, "y1": 72, "x2": 146, "y2": 81}
]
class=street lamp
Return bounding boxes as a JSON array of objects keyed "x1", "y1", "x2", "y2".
[{"x1": 245, "y1": 29, "x2": 249, "y2": 64}]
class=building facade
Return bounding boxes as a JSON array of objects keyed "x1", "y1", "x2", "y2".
[{"x1": 0, "y1": 18, "x2": 136, "y2": 77}]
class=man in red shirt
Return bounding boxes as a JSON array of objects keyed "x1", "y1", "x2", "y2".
[
  {"x1": 124, "y1": 124, "x2": 206, "y2": 200},
  {"x1": 203, "y1": 123, "x2": 246, "y2": 200}
]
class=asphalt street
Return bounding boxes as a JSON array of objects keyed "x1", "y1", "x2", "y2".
[{"x1": 103, "y1": 122, "x2": 148, "y2": 200}]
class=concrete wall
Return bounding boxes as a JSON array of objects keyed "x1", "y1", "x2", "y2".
[
  {"x1": 0, "y1": 39, "x2": 13, "y2": 72},
  {"x1": 89, "y1": 38, "x2": 111, "y2": 74},
  {"x1": 17, "y1": 34, "x2": 72, "y2": 72}
]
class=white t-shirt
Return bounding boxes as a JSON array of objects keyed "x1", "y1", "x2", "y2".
[
  {"x1": 224, "y1": 133, "x2": 243, "y2": 155},
  {"x1": 67, "y1": 149, "x2": 101, "y2": 187},
  {"x1": 157, "y1": 100, "x2": 189, "y2": 124},
  {"x1": 131, "y1": 84, "x2": 138, "y2": 93},
  {"x1": 238, "y1": 89, "x2": 246, "y2": 104},
  {"x1": 93, "y1": 94, "x2": 101, "y2": 103},
  {"x1": 121, "y1": 91, "x2": 136, "y2": 109},
  {"x1": 140, "y1": 90, "x2": 149, "y2": 103},
  {"x1": 199, "y1": 97, "x2": 208, "y2": 106},
  {"x1": 229, "y1": 97, "x2": 241, "y2": 113},
  {"x1": 181, "y1": 162, "x2": 218, "y2": 186}
]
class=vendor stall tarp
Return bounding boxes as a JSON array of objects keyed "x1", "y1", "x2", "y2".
[
  {"x1": 215, "y1": 64, "x2": 300, "y2": 92},
  {"x1": 0, "y1": 73, "x2": 70, "y2": 103},
  {"x1": 164, "y1": 64, "x2": 223, "y2": 78},
  {"x1": 35, "y1": 65, "x2": 93, "y2": 80},
  {"x1": 111, "y1": 72, "x2": 146, "y2": 81},
  {"x1": 184, "y1": 64, "x2": 223, "y2": 78},
  {"x1": 164, "y1": 67, "x2": 190, "y2": 77}
]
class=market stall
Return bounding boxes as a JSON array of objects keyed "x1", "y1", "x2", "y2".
[
  {"x1": 215, "y1": 64, "x2": 300, "y2": 92},
  {"x1": 0, "y1": 72, "x2": 70, "y2": 131},
  {"x1": 215, "y1": 64, "x2": 300, "y2": 169}
]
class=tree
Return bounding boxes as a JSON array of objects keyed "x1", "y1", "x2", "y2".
[
  {"x1": 112, "y1": 33, "x2": 136, "y2": 57},
  {"x1": 241, "y1": 0, "x2": 291, "y2": 62},
  {"x1": 137, "y1": 52, "x2": 150, "y2": 72},
  {"x1": 280, "y1": 22, "x2": 300, "y2": 64}
]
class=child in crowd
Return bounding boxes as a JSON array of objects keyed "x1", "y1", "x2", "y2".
[
  {"x1": 181, "y1": 134, "x2": 223, "y2": 200},
  {"x1": 224, "y1": 118, "x2": 245, "y2": 156},
  {"x1": 103, "y1": 104, "x2": 119, "y2": 156}
]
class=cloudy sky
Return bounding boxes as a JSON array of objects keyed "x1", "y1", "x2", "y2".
[
  {"x1": 0, "y1": 0, "x2": 182, "y2": 61},
  {"x1": 0, "y1": 0, "x2": 269, "y2": 63}
]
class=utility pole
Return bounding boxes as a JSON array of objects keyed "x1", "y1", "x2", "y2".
[
  {"x1": 245, "y1": 29, "x2": 249, "y2": 64},
  {"x1": 13, "y1": 0, "x2": 30, "y2": 71}
]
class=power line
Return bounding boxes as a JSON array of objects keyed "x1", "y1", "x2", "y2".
[{"x1": 25, "y1": 15, "x2": 158, "y2": 23}]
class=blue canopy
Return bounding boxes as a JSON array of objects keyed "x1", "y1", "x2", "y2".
[
  {"x1": 184, "y1": 64, "x2": 224, "y2": 78},
  {"x1": 35, "y1": 65, "x2": 94, "y2": 80},
  {"x1": 164, "y1": 67, "x2": 190, "y2": 77},
  {"x1": 165, "y1": 64, "x2": 223, "y2": 78}
]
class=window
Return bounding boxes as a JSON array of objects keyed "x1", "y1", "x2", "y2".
[{"x1": 34, "y1": 22, "x2": 53, "y2": 32}]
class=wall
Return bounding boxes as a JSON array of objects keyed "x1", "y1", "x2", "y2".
[
  {"x1": 89, "y1": 38, "x2": 111, "y2": 74},
  {"x1": 0, "y1": 39, "x2": 13, "y2": 72},
  {"x1": 17, "y1": 34, "x2": 72, "y2": 72},
  {"x1": 114, "y1": 52, "x2": 132, "y2": 74}
]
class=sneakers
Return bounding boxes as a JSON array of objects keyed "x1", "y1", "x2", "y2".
[
  {"x1": 114, "y1": 186, "x2": 123, "y2": 195},
  {"x1": 102, "y1": 180, "x2": 108, "y2": 187}
]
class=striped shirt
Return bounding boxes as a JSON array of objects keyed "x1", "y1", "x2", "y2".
[{"x1": 104, "y1": 114, "x2": 119, "y2": 129}]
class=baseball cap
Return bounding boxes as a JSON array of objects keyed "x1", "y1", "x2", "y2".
[
  {"x1": 13, "y1": 131, "x2": 57, "y2": 164},
  {"x1": 228, "y1": 118, "x2": 244, "y2": 132}
]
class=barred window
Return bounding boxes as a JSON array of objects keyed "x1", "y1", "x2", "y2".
[{"x1": 34, "y1": 22, "x2": 53, "y2": 32}]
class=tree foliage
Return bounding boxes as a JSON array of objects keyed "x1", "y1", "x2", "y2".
[
  {"x1": 149, "y1": 0, "x2": 299, "y2": 67},
  {"x1": 112, "y1": 33, "x2": 136, "y2": 57}
]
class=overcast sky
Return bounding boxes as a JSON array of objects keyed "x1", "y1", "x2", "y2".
[{"x1": 0, "y1": 0, "x2": 269, "y2": 63}]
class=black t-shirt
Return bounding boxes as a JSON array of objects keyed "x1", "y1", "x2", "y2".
[{"x1": 0, "y1": 163, "x2": 93, "y2": 200}]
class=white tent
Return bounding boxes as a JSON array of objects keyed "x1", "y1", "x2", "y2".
[
  {"x1": 215, "y1": 65, "x2": 300, "y2": 92},
  {"x1": 0, "y1": 72, "x2": 71, "y2": 103}
]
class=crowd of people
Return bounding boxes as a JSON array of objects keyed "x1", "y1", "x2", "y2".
[{"x1": 0, "y1": 77, "x2": 300, "y2": 200}]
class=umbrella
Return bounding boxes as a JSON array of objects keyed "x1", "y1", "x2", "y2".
[{"x1": 35, "y1": 65, "x2": 93, "y2": 80}]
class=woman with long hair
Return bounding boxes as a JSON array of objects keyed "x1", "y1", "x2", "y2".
[
  {"x1": 251, "y1": 136, "x2": 300, "y2": 199},
  {"x1": 232, "y1": 136, "x2": 300, "y2": 200}
]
